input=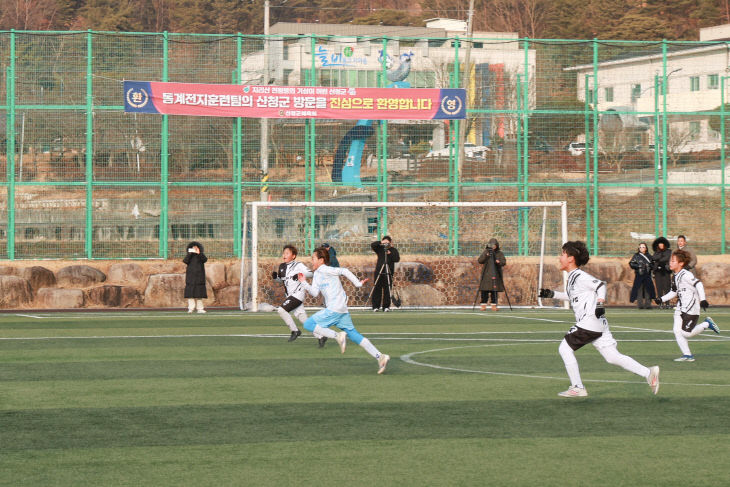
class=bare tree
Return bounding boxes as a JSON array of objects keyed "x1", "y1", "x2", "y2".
[
  {"x1": 0, "y1": 0, "x2": 60, "y2": 30},
  {"x1": 475, "y1": 0, "x2": 551, "y2": 38}
]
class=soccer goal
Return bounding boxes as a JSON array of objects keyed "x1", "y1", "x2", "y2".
[{"x1": 240, "y1": 201, "x2": 568, "y2": 311}]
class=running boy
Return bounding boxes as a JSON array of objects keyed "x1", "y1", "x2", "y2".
[
  {"x1": 298, "y1": 247, "x2": 391, "y2": 374},
  {"x1": 272, "y1": 245, "x2": 315, "y2": 343},
  {"x1": 654, "y1": 249, "x2": 720, "y2": 362},
  {"x1": 539, "y1": 241, "x2": 660, "y2": 397}
]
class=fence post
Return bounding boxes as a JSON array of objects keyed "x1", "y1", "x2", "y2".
[
  {"x1": 85, "y1": 30, "x2": 94, "y2": 258},
  {"x1": 234, "y1": 33, "x2": 243, "y2": 257},
  {"x1": 6, "y1": 31, "x2": 16, "y2": 259},
  {"x1": 721, "y1": 75, "x2": 727, "y2": 254},
  {"x1": 160, "y1": 31, "x2": 169, "y2": 258}
]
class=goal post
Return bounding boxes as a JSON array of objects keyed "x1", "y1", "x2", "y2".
[{"x1": 240, "y1": 201, "x2": 568, "y2": 311}]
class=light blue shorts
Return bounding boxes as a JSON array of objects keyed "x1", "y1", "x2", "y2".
[{"x1": 303, "y1": 308, "x2": 363, "y2": 344}]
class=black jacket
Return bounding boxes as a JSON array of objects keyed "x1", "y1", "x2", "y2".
[
  {"x1": 629, "y1": 251, "x2": 656, "y2": 302},
  {"x1": 183, "y1": 241, "x2": 208, "y2": 299},
  {"x1": 371, "y1": 241, "x2": 400, "y2": 277}
]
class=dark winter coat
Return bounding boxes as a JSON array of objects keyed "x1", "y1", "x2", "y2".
[
  {"x1": 323, "y1": 244, "x2": 340, "y2": 267},
  {"x1": 629, "y1": 251, "x2": 656, "y2": 302},
  {"x1": 478, "y1": 238, "x2": 506, "y2": 292},
  {"x1": 183, "y1": 241, "x2": 208, "y2": 299},
  {"x1": 371, "y1": 240, "x2": 400, "y2": 278},
  {"x1": 651, "y1": 237, "x2": 672, "y2": 296}
]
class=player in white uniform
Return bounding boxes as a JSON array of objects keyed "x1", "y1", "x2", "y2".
[
  {"x1": 298, "y1": 247, "x2": 391, "y2": 374},
  {"x1": 655, "y1": 249, "x2": 720, "y2": 362},
  {"x1": 539, "y1": 241, "x2": 660, "y2": 397},
  {"x1": 272, "y1": 245, "x2": 315, "y2": 343}
]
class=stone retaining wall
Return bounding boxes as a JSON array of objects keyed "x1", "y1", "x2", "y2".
[{"x1": 1, "y1": 256, "x2": 729, "y2": 309}]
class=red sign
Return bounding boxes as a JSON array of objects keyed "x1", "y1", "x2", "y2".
[{"x1": 124, "y1": 81, "x2": 466, "y2": 120}]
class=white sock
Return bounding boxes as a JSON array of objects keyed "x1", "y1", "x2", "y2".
[
  {"x1": 598, "y1": 345, "x2": 650, "y2": 378},
  {"x1": 277, "y1": 307, "x2": 299, "y2": 332},
  {"x1": 187, "y1": 299, "x2": 195, "y2": 311},
  {"x1": 358, "y1": 337, "x2": 381, "y2": 359},
  {"x1": 313, "y1": 325, "x2": 337, "y2": 339},
  {"x1": 196, "y1": 299, "x2": 204, "y2": 311},
  {"x1": 686, "y1": 320, "x2": 709, "y2": 338},
  {"x1": 559, "y1": 339, "x2": 583, "y2": 388},
  {"x1": 293, "y1": 308, "x2": 308, "y2": 325}
]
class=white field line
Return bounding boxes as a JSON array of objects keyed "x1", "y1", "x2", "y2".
[
  {"x1": 401, "y1": 343, "x2": 730, "y2": 388},
  {"x1": 14, "y1": 314, "x2": 45, "y2": 319}
]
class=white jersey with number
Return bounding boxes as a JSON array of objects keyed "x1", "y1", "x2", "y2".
[
  {"x1": 661, "y1": 268, "x2": 705, "y2": 315},
  {"x1": 281, "y1": 261, "x2": 312, "y2": 301},
  {"x1": 553, "y1": 268, "x2": 607, "y2": 333},
  {"x1": 300, "y1": 265, "x2": 363, "y2": 313}
]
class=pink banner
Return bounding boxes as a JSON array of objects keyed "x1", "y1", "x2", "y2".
[{"x1": 124, "y1": 81, "x2": 466, "y2": 120}]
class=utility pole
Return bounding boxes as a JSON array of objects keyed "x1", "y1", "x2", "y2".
[
  {"x1": 458, "y1": 0, "x2": 475, "y2": 175},
  {"x1": 261, "y1": 0, "x2": 270, "y2": 201}
]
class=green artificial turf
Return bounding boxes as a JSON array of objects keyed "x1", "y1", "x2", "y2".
[{"x1": 1, "y1": 309, "x2": 728, "y2": 486}]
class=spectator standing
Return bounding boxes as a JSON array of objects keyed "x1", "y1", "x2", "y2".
[
  {"x1": 629, "y1": 242, "x2": 656, "y2": 309},
  {"x1": 321, "y1": 243, "x2": 340, "y2": 267},
  {"x1": 676, "y1": 235, "x2": 697, "y2": 270},
  {"x1": 652, "y1": 237, "x2": 672, "y2": 308},
  {"x1": 183, "y1": 241, "x2": 207, "y2": 313},
  {"x1": 477, "y1": 238, "x2": 506, "y2": 311}
]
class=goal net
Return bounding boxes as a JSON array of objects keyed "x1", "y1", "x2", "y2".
[{"x1": 240, "y1": 201, "x2": 568, "y2": 311}]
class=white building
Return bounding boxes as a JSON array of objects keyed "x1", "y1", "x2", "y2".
[
  {"x1": 567, "y1": 24, "x2": 730, "y2": 153},
  {"x1": 242, "y1": 20, "x2": 536, "y2": 149}
]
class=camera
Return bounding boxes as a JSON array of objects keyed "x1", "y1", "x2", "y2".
[
  {"x1": 188, "y1": 248, "x2": 196, "y2": 253},
  {"x1": 382, "y1": 241, "x2": 390, "y2": 248}
]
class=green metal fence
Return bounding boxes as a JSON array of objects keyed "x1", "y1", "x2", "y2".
[{"x1": 1, "y1": 30, "x2": 729, "y2": 259}]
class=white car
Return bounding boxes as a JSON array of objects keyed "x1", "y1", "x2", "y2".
[
  {"x1": 567, "y1": 142, "x2": 586, "y2": 156},
  {"x1": 425, "y1": 142, "x2": 490, "y2": 159}
]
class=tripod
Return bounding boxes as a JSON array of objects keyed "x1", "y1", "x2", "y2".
[{"x1": 368, "y1": 247, "x2": 395, "y2": 309}]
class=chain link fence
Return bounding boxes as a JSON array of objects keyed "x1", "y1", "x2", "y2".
[{"x1": 1, "y1": 31, "x2": 728, "y2": 259}]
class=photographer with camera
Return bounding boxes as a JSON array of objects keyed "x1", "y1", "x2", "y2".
[
  {"x1": 370, "y1": 236, "x2": 400, "y2": 312},
  {"x1": 629, "y1": 242, "x2": 656, "y2": 309},
  {"x1": 477, "y1": 238, "x2": 506, "y2": 311},
  {"x1": 183, "y1": 241, "x2": 207, "y2": 313}
]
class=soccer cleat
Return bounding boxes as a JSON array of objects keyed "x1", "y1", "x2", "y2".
[
  {"x1": 383, "y1": 308, "x2": 390, "y2": 312},
  {"x1": 372, "y1": 308, "x2": 380, "y2": 312},
  {"x1": 318, "y1": 337, "x2": 327, "y2": 348},
  {"x1": 674, "y1": 355, "x2": 695, "y2": 362},
  {"x1": 377, "y1": 354, "x2": 390, "y2": 374},
  {"x1": 558, "y1": 386, "x2": 588, "y2": 397},
  {"x1": 647, "y1": 366, "x2": 660, "y2": 395},
  {"x1": 187, "y1": 309, "x2": 194, "y2": 314},
  {"x1": 197, "y1": 309, "x2": 206, "y2": 314},
  {"x1": 335, "y1": 331, "x2": 347, "y2": 354},
  {"x1": 705, "y1": 316, "x2": 720, "y2": 334},
  {"x1": 288, "y1": 330, "x2": 302, "y2": 342}
]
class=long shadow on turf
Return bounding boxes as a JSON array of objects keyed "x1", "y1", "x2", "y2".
[{"x1": 3, "y1": 397, "x2": 727, "y2": 451}]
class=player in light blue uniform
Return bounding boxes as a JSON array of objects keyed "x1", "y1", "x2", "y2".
[{"x1": 298, "y1": 246, "x2": 391, "y2": 374}]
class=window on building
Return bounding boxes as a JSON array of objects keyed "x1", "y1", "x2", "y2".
[
  {"x1": 708, "y1": 74, "x2": 719, "y2": 90},
  {"x1": 631, "y1": 84, "x2": 641, "y2": 101},
  {"x1": 587, "y1": 89, "x2": 594, "y2": 102},
  {"x1": 690, "y1": 76, "x2": 700, "y2": 92},
  {"x1": 689, "y1": 121, "x2": 701, "y2": 140},
  {"x1": 604, "y1": 87, "x2": 614, "y2": 102}
]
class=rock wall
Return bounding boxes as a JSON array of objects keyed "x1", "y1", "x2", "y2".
[{"x1": 1, "y1": 256, "x2": 730, "y2": 309}]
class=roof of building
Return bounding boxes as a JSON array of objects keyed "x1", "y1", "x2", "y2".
[{"x1": 270, "y1": 22, "x2": 443, "y2": 39}]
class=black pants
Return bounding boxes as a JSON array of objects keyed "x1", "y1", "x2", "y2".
[
  {"x1": 372, "y1": 272, "x2": 392, "y2": 309},
  {"x1": 480, "y1": 290, "x2": 498, "y2": 304}
]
